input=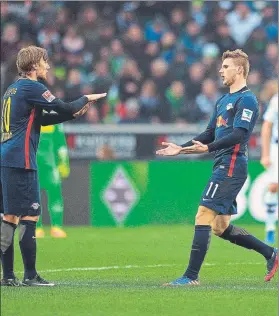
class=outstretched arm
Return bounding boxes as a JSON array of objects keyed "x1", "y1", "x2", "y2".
[
  {"x1": 180, "y1": 126, "x2": 215, "y2": 147},
  {"x1": 25, "y1": 81, "x2": 106, "y2": 117},
  {"x1": 181, "y1": 128, "x2": 247, "y2": 154},
  {"x1": 41, "y1": 111, "x2": 74, "y2": 126}
]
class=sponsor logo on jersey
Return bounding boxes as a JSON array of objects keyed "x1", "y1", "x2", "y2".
[
  {"x1": 241, "y1": 109, "x2": 253, "y2": 122},
  {"x1": 216, "y1": 115, "x2": 228, "y2": 128},
  {"x1": 42, "y1": 90, "x2": 55, "y2": 102}
]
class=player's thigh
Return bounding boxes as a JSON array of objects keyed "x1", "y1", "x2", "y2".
[
  {"x1": 199, "y1": 166, "x2": 247, "y2": 216},
  {"x1": 1, "y1": 167, "x2": 41, "y2": 217},
  {"x1": 195, "y1": 205, "x2": 218, "y2": 225},
  {"x1": 211, "y1": 214, "x2": 231, "y2": 236}
]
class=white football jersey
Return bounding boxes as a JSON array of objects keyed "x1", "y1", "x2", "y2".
[{"x1": 263, "y1": 93, "x2": 278, "y2": 144}]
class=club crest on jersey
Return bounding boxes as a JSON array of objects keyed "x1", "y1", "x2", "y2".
[
  {"x1": 42, "y1": 90, "x2": 55, "y2": 102},
  {"x1": 31, "y1": 203, "x2": 40, "y2": 210},
  {"x1": 216, "y1": 115, "x2": 228, "y2": 128},
  {"x1": 226, "y1": 103, "x2": 233, "y2": 110},
  {"x1": 241, "y1": 108, "x2": 253, "y2": 122}
]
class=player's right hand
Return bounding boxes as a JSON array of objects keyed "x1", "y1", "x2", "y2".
[
  {"x1": 156, "y1": 142, "x2": 182, "y2": 156},
  {"x1": 260, "y1": 156, "x2": 271, "y2": 169},
  {"x1": 73, "y1": 93, "x2": 107, "y2": 117},
  {"x1": 85, "y1": 93, "x2": 107, "y2": 102}
]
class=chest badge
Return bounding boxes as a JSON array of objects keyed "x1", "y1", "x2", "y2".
[{"x1": 226, "y1": 103, "x2": 233, "y2": 110}]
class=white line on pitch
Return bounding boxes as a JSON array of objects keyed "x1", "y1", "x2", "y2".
[{"x1": 15, "y1": 262, "x2": 264, "y2": 274}]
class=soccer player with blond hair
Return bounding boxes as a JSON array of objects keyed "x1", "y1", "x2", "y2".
[{"x1": 157, "y1": 49, "x2": 278, "y2": 286}]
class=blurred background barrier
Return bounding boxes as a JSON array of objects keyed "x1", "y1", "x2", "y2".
[
  {"x1": 64, "y1": 123, "x2": 262, "y2": 159},
  {"x1": 90, "y1": 160, "x2": 277, "y2": 226}
]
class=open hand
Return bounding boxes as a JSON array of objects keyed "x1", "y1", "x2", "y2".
[
  {"x1": 156, "y1": 142, "x2": 182, "y2": 156},
  {"x1": 181, "y1": 140, "x2": 209, "y2": 154},
  {"x1": 85, "y1": 93, "x2": 107, "y2": 102},
  {"x1": 73, "y1": 93, "x2": 107, "y2": 117}
]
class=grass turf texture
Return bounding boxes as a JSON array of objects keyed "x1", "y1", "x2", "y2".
[{"x1": 1, "y1": 224, "x2": 277, "y2": 316}]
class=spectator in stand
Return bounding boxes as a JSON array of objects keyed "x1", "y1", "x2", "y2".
[
  {"x1": 145, "y1": 18, "x2": 167, "y2": 42},
  {"x1": 169, "y1": 50, "x2": 188, "y2": 82},
  {"x1": 150, "y1": 58, "x2": 170, "y2": 93},
  {"x1": 89, "y1": 61, "x2": 113, "y2": 92},
  {"x1": 215, "y1": 23, "x2": 237, "y2": 53},
  {"x1": 55, "y1": 7, "x2": 70, "y2": 34},
  {"x1": 118, "y1": 59, "x2": 142, "y2": 103},
  {"x1": 119, "y1": 98, "x2": 145, "y2": 124},
  {"x1": 122, "y1": 24, "x2": 146, "y2": 68},
  {"x1": 179, "y1": 20, "x2": 203, "y2": 65},
  {"x1": 191, "y1": 0, "x2": 207, "y2": 27},
  {"x1": 85, "y1": 106, "x2": 101, "y2": 124},
  {"x1": 244, "y1": 27, "x2": 268, "y2": 65},
  {"x1": 169, "y1": 7, "x2": 186, "y2": 36},
  {"x1": 64, "y1": 68, "x2": 83, "y2": 101},
  {"x1": 203, "y1": 5, "x2": 229, "y2": 42},
  {"x1": 116, "y1": 4, "x2": 138, "y2": 33},
  {"x1": 142, "y1": 42, "x2": 160, "y2": 77},
  {"x1": 165, "y1": 81, "x2": 186, "y2": 121},
  {"x1": 77, "y1": 5, "x2": 102, "y2": 48},
  {"x1": 196, "y1": 78, "x2": 221, "y2": 121},
  {"x1": 262, "y1": 43, "x2": 278, "y2": 80},
  {"x1": 160, "y1": 31, "x2": 177, "y2": 64},
  {"x1": 109, "y1": 39, "x2": 127, "y2": 77},
  {"x1": 247, "y1": 70, "x2": 262, "y2": 100},
  {"x1": 261, "y1": 4, "x2": 278, "y2": 42},
  {"x1": 1, "y1": 23, "x2": 20, "y2": 63},
  {"x1": 185, "y1": 62, "x2": 206, "y2": 101},
  {"x1": 37, "y1": 24, "x2": 61, "y2": 52},
  {"x1": 201, "y1": 43, "x2": 220, "y2": 79},
  {"x1": 89, "y1": 60, "x2": 113, "y2": 118},
  {"x1": 62, "y1": 26, "x2": 85, "y2": 54},
  {"x1": 99, "y1": 22, "x2": 115, "y2": 48},
  {"x1": 226, "y1": 2, "x2": 262, "y2": 46},
  {"x1": 139, "y1": 79, "x2": 160, "y2": 121}
]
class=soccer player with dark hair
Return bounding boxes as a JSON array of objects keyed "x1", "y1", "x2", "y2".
[
  {"x1": 0, "y1": 46, "x2": 106, "y2": 286},
  {"x1": 156, "y1": 49, "x2": 278, "y2": 286}
]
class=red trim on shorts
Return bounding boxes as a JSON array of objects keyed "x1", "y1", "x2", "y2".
[
  {"x1": 25, "y1": 109, "x2": 35, "y2": 169},
  {"x1": 228, "y1": 144, "x2": 240, "y2": 177}
]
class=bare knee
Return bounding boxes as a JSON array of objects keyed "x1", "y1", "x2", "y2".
[
  {"x1": 3, "y1": 215, "x2": 19, "y2": 225},
  {"x1": 268, "y1": 183, "x2": 278, "y2": 193},
  {"x1": 212, "y1": 226, "x2": 226, "y2": 236},
  {"x1": 211, "y1": 220, "x2": 230, "y2": 236}
]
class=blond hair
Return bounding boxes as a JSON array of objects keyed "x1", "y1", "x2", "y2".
[
  {"x1": 222, "y1": 49, "x2": 250, "y2": 79},
  {"x1": 16, "y1": 46, "x2": 48, "y2": 75}
]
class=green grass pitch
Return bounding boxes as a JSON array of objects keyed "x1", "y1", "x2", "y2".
[{"x1": 1, "y1": 224, "x2": 277, "y2": 316}]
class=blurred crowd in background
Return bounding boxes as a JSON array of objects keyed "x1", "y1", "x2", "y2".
[{"x1": 1, "y1": 1, "x2": 278, "y2": 124}]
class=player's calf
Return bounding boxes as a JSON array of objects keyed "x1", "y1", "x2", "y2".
[
  {"x1": 18, "y1": 219, "x2": 38, "y2": 280},
  {"x1": 1, "y1": 220, "x2": 17, "y2": 280}
]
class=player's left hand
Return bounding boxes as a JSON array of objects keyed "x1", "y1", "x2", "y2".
[
  {"x1": 181, "y1": 140, "x2": 209, "y2": 154},
  {"x1": 156, "y1": 142, "x2": 182, "y2": 156}
]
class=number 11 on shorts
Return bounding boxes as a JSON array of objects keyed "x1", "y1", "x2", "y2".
[{"x1": 206, "y1": 182, "x2": 219, "y2": 198}]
